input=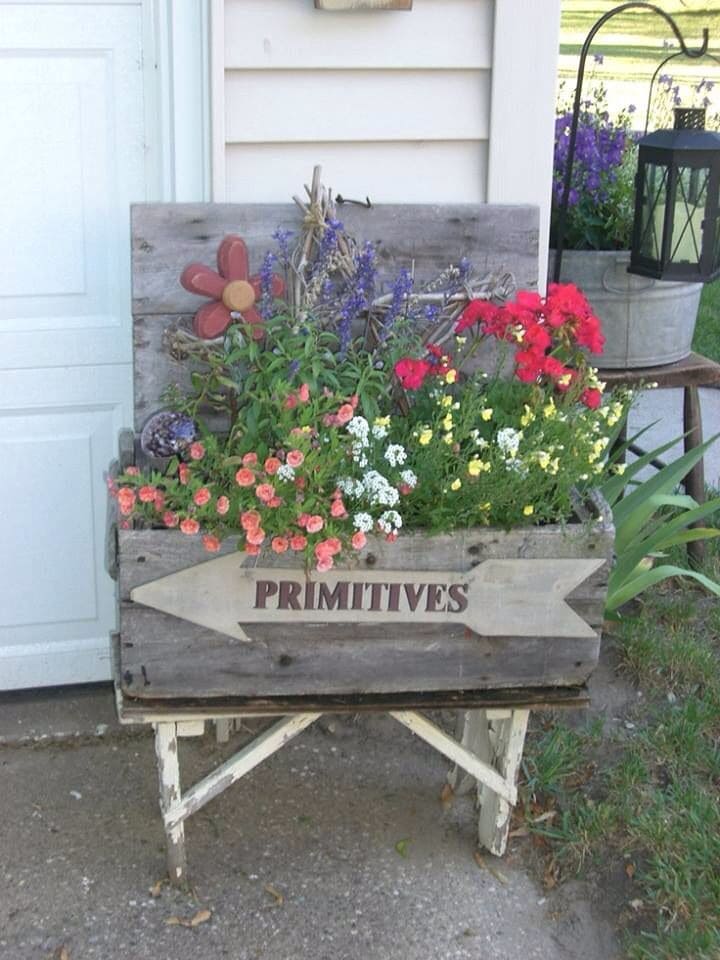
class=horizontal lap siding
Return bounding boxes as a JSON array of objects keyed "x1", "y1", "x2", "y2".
[{"x1": 219, "y1": 0, "x2": 493, "y2": 202}]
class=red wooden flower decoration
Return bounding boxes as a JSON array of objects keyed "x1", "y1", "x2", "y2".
[{"x1": 180, "y1": 235, "x2": 285, "y2": 339}]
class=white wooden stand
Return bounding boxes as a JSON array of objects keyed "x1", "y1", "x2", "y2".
[{"x1": 143, "y1": 706, "x2": 529, "y2": 885}]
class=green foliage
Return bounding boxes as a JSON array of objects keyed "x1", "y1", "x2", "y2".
[{"x1": 598, "y1": 433, "x2": 720, "y2": 615}]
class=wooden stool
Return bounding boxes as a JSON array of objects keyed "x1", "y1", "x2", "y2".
[{"x1": 599, "y1": 352, "x2": 720, "y2": 565}]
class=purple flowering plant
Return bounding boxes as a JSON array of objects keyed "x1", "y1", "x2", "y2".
[{"x1": 552, "y1": 79, "x2": 638, "y2": 251}]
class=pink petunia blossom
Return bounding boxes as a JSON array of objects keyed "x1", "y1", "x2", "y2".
[
  {"x1": 271, "y1": 537, "x2": 289, "y2": 554},
  {"x1": 163, "y1": 511, "x2": 179, "y2": 528},
  {"x1": 235, "y1": 468, "x2": 255, "y2": 487},
  {"x1": 202, "y1": 534, "x2": 221, "y2": 552},
  {"x1": 264, "y1": 457, "x2": 281, "y2": 475},
  {"x1": 193, "y1": 487, "x2": 211, "y2": 506},
  {"x1": 189, "y1": 442, "x2": 205, "y2": 461},
  {"x1": 180, "y1": 517, "x2": 200, "y2": 535},
  {"x1": 286, "y1": 449, "x2": 304, "y2": 468},
  {"x1": 305, "y1": 515, "x2": 324, "y2": 534},
  {"x1": 255, "y1": 483, "x2": 275, "y2": 504},
  {"x1": 138, "y1": 485, "x2": 157, "y2": 503},
  {"x1": 216, "y1": 495, "x2": 230, "y2": 515},
  {"x1": 351, "y1": 531, "x2": 367, "y2": 550},
  {"x1": 289, "y1": 534, "x2": 307, "y2": 551}
]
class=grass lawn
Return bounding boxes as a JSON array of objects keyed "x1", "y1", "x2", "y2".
[{"x1": 693, "y1": 281, "x2": 720, "y2": 364}]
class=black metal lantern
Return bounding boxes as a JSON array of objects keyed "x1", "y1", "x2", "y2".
[{"x1": 629, "y1": 108, "x2": 720, "y2": 283}]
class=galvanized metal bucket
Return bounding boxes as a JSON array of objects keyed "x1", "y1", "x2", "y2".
[{"x1": 554, "y1": 250, "x2": 702, "y2": 369}]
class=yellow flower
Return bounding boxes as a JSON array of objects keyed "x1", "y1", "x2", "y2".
[
  {"x1": 520, "y1": 404, "x2": 535, "y2": 427},
  {"x1": 548, "y1": 458, "x2": 560, "y2": 475},
  {"x1": 374, "y1": 416, "x2": 391, "y2": 427},
  {"x1": 445, "y1": 369, "x2": 457, "y2": 384},
  {"x1": 450, "y1": 478, "x2": 462, "y2": 491},
  {"x1": 557, "y1": 374, "x2": 572, "y2": 388},
  {"x1": 440, "y1": 395, "x2": 453, "y2": 408},
  {"x1": 443, "y1": 432, "x2": 454, "y2": 445},
  {"x1": 455, "y1": 336, "x2": 467, "y2": 346},
  {"x1": 536, "y1": 451, "x2": 550, "y2": 470},
  {"x1": 467, "y1": 458, "x2": 490, "y2": 477},
  {"x1": 543, "y1": 398, "x2": 556, "y2": 419},
  {"x1": 523, "y1": 505, "x2": 534, "y2": 516},
  {"x1": 480, "y1": 408, "x2": 493, "y2": 421},
  {"x1": 479, "y1": 501, "x2": 491, "y2": 511},
  {"x1": 442, "y1": 413, "x2": 454, "y2": 431},
  {"x1": 418, "y1": 428, "x2": 433, "y2": 446},
  {"x1": 613, "y1": 463, "x2": 626, "y2": 475}
]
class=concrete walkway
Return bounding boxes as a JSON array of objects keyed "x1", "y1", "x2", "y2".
[{"x1": 0, "y1": 698, "x2": 619, "y2": 960}]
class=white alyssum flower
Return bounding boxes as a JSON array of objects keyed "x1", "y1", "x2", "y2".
[
  {"x1": 361, "y1": 470, "x2": 400, "y2": 508},
  {"x1": 378, "y1": 510, "x2": 403, "y2": 533},
  {"x1": 276, "y1": 464, "x2": 295, "y2": 481},
  {"x1": 384, "y1": 444, "x2": 407, "y2": 468},
  {"x1": 347, "y1": 416, "x2": 370, "y2": 445},
  {"x1": 371, "y1": 424, "x2": 389, "y2": 440},
  {"x1": 351, "y1": 442, "x2": 369, "y2": 468},
  {"x1": 353, "y1": 512, "x2": 374, "y2": 533},
  {"x1": 400, "y1": 469, "x2": 417, "y2": 488},
  {"x1": 496, "y1": 427, "x2": 523, "y2": 459},
  {"x1": 337, "y1": 477, "x2": 365, "y2": 499}
]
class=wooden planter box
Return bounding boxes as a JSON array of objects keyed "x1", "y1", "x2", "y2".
[{"x1": 116, "y1": 494, "x2": 613, "y2": 706}]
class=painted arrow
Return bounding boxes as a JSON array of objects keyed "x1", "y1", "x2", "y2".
[{"x1": 130, "y1": 555, "x2": 604, "y2": 643}]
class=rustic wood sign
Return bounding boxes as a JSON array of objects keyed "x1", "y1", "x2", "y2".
[{"x1": 130, "y1": 555, "x2": 605, "y2": 643}]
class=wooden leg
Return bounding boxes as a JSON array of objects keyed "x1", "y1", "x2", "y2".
[
  {"x1": 683, "y1": 385, "x2": 706, "y2": 567},
  {"x1": 154, "y1": 722, "x2": 187, "y2": 886},
  {"x1": 476, "y1": 710, "x2": 529, "y2": 856},
  {"x1": 215, "y1": 718, "x2": 232, "y2": 743},
  {"x1": 449, "y1": 709, "x2": 497, "y2": 796}
]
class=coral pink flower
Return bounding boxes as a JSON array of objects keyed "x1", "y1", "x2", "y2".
[
  {"x1": 242, "y1": 452, "x2": 258, "y2": 467},
  {"x1": 323, "y1": 413, "x2": 341, "y2": 428},
  {"x1": 336, "y1": 404, "x2": 354, "y2": 425},
  {"x1": 202, "y1": 534, "x2": 221, "y2": 552},
  {"x1": 178, "y1": 463, "x2": 190, "y2": 485},
  {"x1": 264, "y1": 457, "x2": 281, "y2": 475},
  {"x1": 316, "y1": 556, "x2": 334, "y2": 573},
  {"x1": 189, "y1": 442, "x2": 205, "y2": 460},
  {"x1": 216, "y1": 495, "x2": 230, "y2": 515},
  {"x1": 290, "y1": 534, "x2": 307, "y2": 551},
  {"x1": 325, "y1": 537, "x2": 342, "y2": 556},
  {"x1": 297, "y1": 513, "x2": 310, "y2": 529},
  {"x1": 240, "y1": 509, "x2": 261, "y2": 531},
  {"x1": 399, "y1": 484, "x2": 412, "y2": 496},
  {"x1": 163, "y1": 511, "x2": 179, "y2": 528},
  {"x1": 295, "y1": 476, "x2": 307, "y2": 490},
  {"x1": 271, "y1": 536, "x2": 289, "y2": 554},
  {"x1": 349, "y1": 394, "x2": 359, "y2": 409},
  {"x1": 117, "y1": 488, "x2": 136, "y2": 516},
  {"x1": 125, "y1": 466, "x2": 140, "y2": 476},
  {"x1": 245, "y1": 543, "x2": 260, "y2": 555},
  {"x1": 351, "y1": 531, "x2": 367, "y2": 550},
  {"x1": 298, "y1": 383, "x2": 310, "y2": 403},
  {"x1": 255, "y1": 483, "x2": 275, "y2": 503},
  {"x1": 235, "y1": 467, "x2": 255, "y2": 487},
  {"x1": 284, "y1": 393, "x2": 298, "y2": 410},
  {"x1": 180, "y1": 517, "x2": 200, "y2": 535},
  {"x1": 286, "y1": 449, "x2": 304, "y2": 468},
  {"x1": 268, "y1": 496, "x2": 283, "y2": 508},
  {"x1": 154, "y1": 492, "x2": 166, "y2": 512},
  {"x1": 138, "y1": 485, "x2": 156, "y2": 503},
  {"x1": 246, "y1": 527, "x2": 266, "y2": 546},
  {"x1": 305, "y1": 515, "x2": 324, "y2": 534},
  {"x1": 193, "y1": 487, "x2": 211, "y2": 506},
  {"x1": 330, "y1": 498, "x2": 347, "y2": 519}
]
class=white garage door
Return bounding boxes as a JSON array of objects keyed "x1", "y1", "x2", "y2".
[{"x1": 0, "y1": 3, "x2": 144, "y2": 688}]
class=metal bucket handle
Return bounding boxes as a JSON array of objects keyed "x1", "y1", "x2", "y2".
[{"x1": 602, "y1": 258, "x2": 655, "y2": 294}]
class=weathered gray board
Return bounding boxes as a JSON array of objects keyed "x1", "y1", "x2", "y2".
[
  {"x1": 130, "y1": 202, "x2": 539, "y2": 430},
  {"x1": 118, "y1": 509, "x2": 613, "y2": 701}
]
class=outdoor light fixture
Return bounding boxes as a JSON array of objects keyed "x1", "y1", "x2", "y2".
[
  {"x1": 553, "y1": 2, "x2": 714, "y2": 285},
  {"x1": 629, "y1": 107, "x2": 720, "y2": 283}
]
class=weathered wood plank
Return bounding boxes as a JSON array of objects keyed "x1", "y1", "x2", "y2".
[
  {"x1": 131, "y1": 202, "x2": 539, "y2": 315},
  {"x1": 118, "y1": 519, "x2": 613, "y2": 598},
  {"x1": 119, "y1": 603, "x2": 601, "y2": 699},
  {"x1": 116, "y1": 685, "x2": 591, "y2": 720}
]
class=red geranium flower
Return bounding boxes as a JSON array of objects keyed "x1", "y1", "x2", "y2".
[{"x1": 394, "y1": 357, "x2": 431, "y2": 390}]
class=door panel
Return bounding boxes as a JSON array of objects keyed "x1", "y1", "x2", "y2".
[
  {"x1": 0, "y1": 2, "x2": 144, "y2": 688},
  {"x1": 0, "y1": 4, "x2": 144, "y2": 369}
]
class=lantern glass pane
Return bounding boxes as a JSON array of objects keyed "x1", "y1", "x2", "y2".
[
  {"x1": 669, "y1": 165, "x2": 709, "y2": 266},
  {"x1": 638, "y1": 162, "x2": 668, "y2": 262}
]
